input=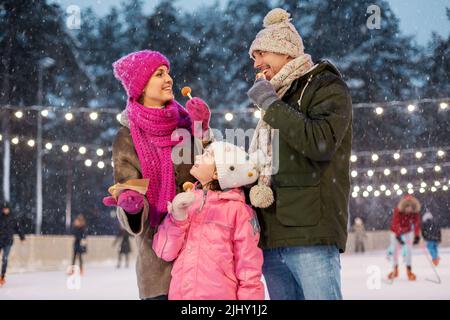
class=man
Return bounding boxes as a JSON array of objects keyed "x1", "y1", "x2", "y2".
[
  {"x1": 0, "y1": 202, "x2": 26, "y2": 286},
  {"x1": 246, "y1": 8, "x2": 352, "y2": 300}
]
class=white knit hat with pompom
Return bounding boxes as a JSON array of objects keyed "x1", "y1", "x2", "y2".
[{"x1": 249, "y1": 8, "x2": 304, "y2": 59}]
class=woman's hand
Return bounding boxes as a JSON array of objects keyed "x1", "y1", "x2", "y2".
[
  {"x1": 103, "y1": 189, "x2": 144, "y2": 214},
  {"x1": 169, "y1": 192, "x2": 195, "y2": 221},
  {"x1": 186, "y1": 97, "x2": 211, "y2": 138}
]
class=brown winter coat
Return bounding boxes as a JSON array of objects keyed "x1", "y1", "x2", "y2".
[{"x1": 112, "y1": 111, "x2": 208, "y2": 299}]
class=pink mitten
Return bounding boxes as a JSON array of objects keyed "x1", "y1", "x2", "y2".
[
  {"x1": 103, "y1": 190, "x2": 144, "y2": 214},
  {"x1": 186, "y1": 97, "x2": 211, "y2": 138},
  {"x1": 118, "y1": 190, "x2": 145, "y2": 214}
]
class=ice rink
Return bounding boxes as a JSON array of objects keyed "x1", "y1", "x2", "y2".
[{"x1": 1, "y1": 248, "x2": 449, "y2": 300}]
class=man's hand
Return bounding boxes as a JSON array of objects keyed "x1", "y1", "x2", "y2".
[{"x1": 247, "y1": 78, "x2": 279, "y2": 111}]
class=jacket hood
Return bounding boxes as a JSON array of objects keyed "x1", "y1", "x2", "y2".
[
  {"x1": 309, "y1": 59, "x2": 343, "y2": 78},
  {"x1": 397, "y1": 195, "x2": 421, "y2": 213}
]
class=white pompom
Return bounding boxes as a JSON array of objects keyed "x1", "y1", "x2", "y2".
[
  {"x1": 250, "y1": 184, "x2": 274, "y2": 208},
  {"x1": 263, "y1": 8, "x2": 290, "y2": 27}
]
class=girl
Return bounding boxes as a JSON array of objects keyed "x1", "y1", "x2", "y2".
[
  {"x1": 152, "y1": 141, "x2": 266, "y2": 300},
  {"x1": 103, "y1": 50, "x2": 212, "y2": 300}
]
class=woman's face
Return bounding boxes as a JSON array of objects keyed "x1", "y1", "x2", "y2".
[
  {"x1": 141, "y1": 65, "x2": 174, "y2": 107},
  {"x1": 190, "y1": 147, "x2": 218, "y2": 186}
]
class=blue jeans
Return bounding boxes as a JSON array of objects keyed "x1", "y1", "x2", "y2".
[
  {"x1": 426, "y1": 240, "x2": 439, "y2": 260},
  {"x1": 0, "y1": 244, "x2": 12, "y2": 277},
  {"x1": 263, "y1": 245, "x2": 342, "y2": 300}
]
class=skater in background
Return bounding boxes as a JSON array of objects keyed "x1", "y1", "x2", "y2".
[
  {"x1": 351, "y1": 217, "x2": 367, "y2": 253},
  {"x1": 421, "y1": 209, "x2": 441, "y2": 266},
  {"x1": 0, "y1": 202, "x2": 25, "y2": 286},
  {"x1": 387, "y1": 195, "x2": 421, "y2": 281},
  {"x1": 69, "y1": 214, "x2": 87, "y2": 275},
  {"x1": 113, "y1": 226, "x2": 131, "y2": 268}
]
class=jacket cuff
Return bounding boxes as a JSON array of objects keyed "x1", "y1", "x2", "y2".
[
  {"x1": 116, "y1": 199, "x2": 149, "y2": 236},
  {"x1": 169, "y1": 213, "x2": 190, "y2": 228}
]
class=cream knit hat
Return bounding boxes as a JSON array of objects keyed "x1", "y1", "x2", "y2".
[
  {"x1": 249, "y1": 8, "x2": 305, "y2": 59},
  {"x1": 211, "y1": 141, "x2": 268, "y2": 190}
]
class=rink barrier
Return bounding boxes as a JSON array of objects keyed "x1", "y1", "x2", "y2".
[{"x1": 6, "y1": 229, "x2": 450, "y2": 272}]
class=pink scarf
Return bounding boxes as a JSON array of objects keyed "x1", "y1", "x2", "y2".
[{"x1": 127, "y1": 98, "x2": 191, "y2": 227}]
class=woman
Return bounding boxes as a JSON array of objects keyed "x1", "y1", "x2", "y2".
[
  {"x1": 103, "y1": 50, "x2": 212, "y2": 300},
  {"x1": 69, "y1": 214, "x2": 87, "y2": 276},
  {"x1": 387, "y1": 195, "x2": 421, "y2": 281}
]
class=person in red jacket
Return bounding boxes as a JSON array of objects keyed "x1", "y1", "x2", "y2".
[{"x1": 388, "y1": 195, "x2": 421, "y2": 281}]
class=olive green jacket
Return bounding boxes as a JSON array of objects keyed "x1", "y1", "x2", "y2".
[{"x1": 258, "y1": 60, "x2": 353, "y2": 253}]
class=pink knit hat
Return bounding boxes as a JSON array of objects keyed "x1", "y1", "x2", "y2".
[{"x1": 112, "y1": 50, "x2": 170, "y2": 100}]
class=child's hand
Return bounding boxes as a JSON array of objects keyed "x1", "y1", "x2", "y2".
[{"x1": 170, "y1": 192, "x2": 195, "y2": 221}]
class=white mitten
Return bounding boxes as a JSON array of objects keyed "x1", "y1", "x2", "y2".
[{"x1": 170, "y1": 192, "x2": 195, "y2": 221}]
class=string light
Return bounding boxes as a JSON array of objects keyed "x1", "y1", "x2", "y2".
[
  {"x1": 371, "y1": 154, "x2": 379, "y2": 162},
  {"x1": 254, "y1": 110, "x2": 261, "y2": 119},
  {"x1": 97, "y1": 161, "x2": 105, "y2": 169},
  {"x1": 45, "y1": 142, "x2": 53, "y2": 150},
  {"x1": 61, "y1": 145, "x2": 69, "y2": 153},
  {"x1": 435, "y1": 165, "x2": 441, "y2": 172},
  {"x1": 96, "y1": 148, "x2": 104, "y2": 156},
  {"x1": 383, "y1": 168, "x2": 391, "y2": 176},
  {"x1": 437, "y1": 150, "x2": 445, "y2": 157},
  {"x1": 84, "y1": 159, "x2": 92, "y2": 167},
  {"x1": 367, "y1": 170, "x2": 374, "y2": 177},
  {"x1": 415, "y1": 151, "x2": 423, "y2": 159},
  {"x1": 400, "y1": 168, "x2": 407, "y2": 175},
  {"x1": 417, "y1": 167, "x2": 424, "y2": 174},
  {"x1": 350, "y1": 155, "x2": 357, "y2": 162},
  {"x1": 11, "y1": 137, "x2": 19, "y2": 144},
  {"x1": 79, "y1": 146, "x2": 87, "y2": 154},
  {"x1": 407, "y1": 104, "x2": 416, "y2": 112},
  {"x1": 27, "y1": 139, "x2": 35, "y2": 147},
  {"x1": 225, "y1": 112, "x2": 234, "y2": 121},
  {"x1": 41, "y1": 109, "x2": 49, "y2": 117},
  {"x1": 375, "y1": 107, "x2": 384, "y2": 115},
  {"x1": 89, "y1": 112, "x2": 98, "y2": 121},
  {"x1": 65, "y1": 113, "x2": 73, "y2": 121},
  {"x1": 440, "y1": 102, "x2": 448, "y2": 110},
  {"x1": 351, "y1": 170, "x2": 358, "y2": 177},
  {"x1": 14, "y1": 111, "x2": 23, "y2": 119}
]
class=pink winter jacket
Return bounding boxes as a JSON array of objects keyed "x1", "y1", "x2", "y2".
[{"x1": 152, "y1": 187, "x2": 264, "y2": 300}]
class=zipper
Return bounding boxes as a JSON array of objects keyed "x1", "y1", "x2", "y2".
[
  {"x1": 199, "y1": 188, "x2": 208, "y2": 211},
  {"x1": 297, "y1": 74, "x2": 314, "y2": 110}
]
